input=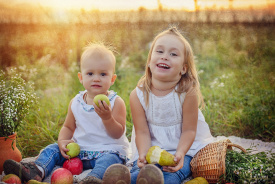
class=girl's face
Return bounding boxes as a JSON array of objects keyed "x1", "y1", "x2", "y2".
[
  {"x1": 78, "y1": 55, "x2": 116, "y2": 98},
  {"x1": 149, "y1": 34, "x2": 186, "y2": 83}
]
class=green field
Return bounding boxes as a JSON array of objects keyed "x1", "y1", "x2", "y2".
[{"x1": 0, "y1": 21, "x2": 274, "y2": 158}]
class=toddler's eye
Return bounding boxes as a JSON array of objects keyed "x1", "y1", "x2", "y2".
[
  {"x1": 101, "y1": 73, "x2": 106, "y2": 76},
  {"x1": 87, "y1": 72, "x2": 93, "y2": 76},
  {"x1": 170, "y1": 53, "x2": 177, "y2": 56},
  {"x1": 156, "y1": 50, "x2": 163, "y2": 53}
]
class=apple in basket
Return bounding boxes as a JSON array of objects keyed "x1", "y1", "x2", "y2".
[
  {"x1": 63, "y1": 157, "x2": 83, "y2": 175},
  {"x1": 51, "y1": 168, "x2": 73, "y2": 184}
]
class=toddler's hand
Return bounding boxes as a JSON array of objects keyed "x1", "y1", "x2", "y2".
[
  {"x1": 58, "y1": 139, "x2": 74, "y2": 159},
  {"x1": 93, "y1": 101, "x2": 112, "y2": 120}
]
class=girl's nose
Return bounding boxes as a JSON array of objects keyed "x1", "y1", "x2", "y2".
[
  {"x1": 161, "y1": 56, "x2": 168, "y2": 60},
  {"x1": 161, "y1": 52, "x2": 168, "y2": 60}
]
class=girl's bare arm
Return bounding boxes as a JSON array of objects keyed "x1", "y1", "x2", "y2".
[{"x1": 130, "y1": 89, "x2": 152, "y2": 168}]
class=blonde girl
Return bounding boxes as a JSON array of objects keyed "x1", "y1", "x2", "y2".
[{"x1": 127, "y1": 27, "x2": 213, "y2": 184}]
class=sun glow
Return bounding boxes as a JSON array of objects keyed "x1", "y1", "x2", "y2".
[{"x1": 14, "y1": 0, "x2": 196, "y2": 11}]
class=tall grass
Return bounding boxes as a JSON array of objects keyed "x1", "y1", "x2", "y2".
[{"x1": 1, "y1": 22, "x2": 274, "y2": 158}]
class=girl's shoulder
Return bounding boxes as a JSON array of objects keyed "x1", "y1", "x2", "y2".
[{"x1": 185, "y1": 86, "x2": 197, "y2": 97}]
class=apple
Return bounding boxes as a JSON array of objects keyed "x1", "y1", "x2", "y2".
[
  {"x1": 51, "y1": 168, "x2": 73, "y2": 184},
  {"x1": 93, "y1": 94, "x2": 110, "y2": 107},
  {"x1": 1, "y1": 174, "x2": 21, "y2": 184},
  {"x1": 63, "y1": 157, "x2": 83, "y2": 175},
  {"x1": 66, "y1": 142, "x2": 80, "y2": 158}
]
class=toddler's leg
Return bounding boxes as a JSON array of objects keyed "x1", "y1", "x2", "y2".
[
  {"x1": 79, "y1": 153, "x2": 124, "y2": 184},
  {"x1": 89, "y1": 153, "x2": 123, "y2": 179},
  {"x1": 3, "y1": 143, "x2": 65, "y2": 183},
  {"x1": 34, "y1": 143, "x2": 67, "y2": 178},
  {"x1": 162, "y1": 155, "x2": 192, "y2": 184}
]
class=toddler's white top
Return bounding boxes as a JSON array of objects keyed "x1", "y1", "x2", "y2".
[
  {"x1": 71, "y1": 90, "x2": 129, "y2": 159},
  {"x1": 129, "y1": 87, "x2": 213, "y2": 163}
]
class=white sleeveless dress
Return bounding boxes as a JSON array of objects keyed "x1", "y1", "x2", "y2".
[
  {"x1": 71, "y1": 90, "x2": 130, "y2": 161},
  {"x1": 129, "y1": 87, "x2": 213, "y2": 163}
]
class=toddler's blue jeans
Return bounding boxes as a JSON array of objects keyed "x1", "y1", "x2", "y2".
[
  {"x1": 130, "y1": 155, "x2": 192, "y2": 184},
  {"x1": 34, "y1": 143, "x2": 124, "y2": 179}
]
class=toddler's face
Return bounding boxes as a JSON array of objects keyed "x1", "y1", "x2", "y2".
[
  {"x1": 79, "y1": 55, "x2": 116, "y2": 97},
  {"x1": 149, "y1": 34, "x2": 186, "y2": 83}
]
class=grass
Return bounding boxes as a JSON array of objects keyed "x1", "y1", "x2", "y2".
[{"x1": 1, "y1": 22, "x2": 274, "y2": 158}]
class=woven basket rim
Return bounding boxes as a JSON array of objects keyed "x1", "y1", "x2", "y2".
[{"x1": 190, "y1": 139, "x2": 246, "y2": 183}]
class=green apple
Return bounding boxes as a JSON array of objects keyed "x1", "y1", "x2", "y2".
[
  {"x1": 66, "y1": 142, "x2": 80, "y2": 158},
  {"x1": 93, "y1": 94, "x2": 110, "y2": 107}
]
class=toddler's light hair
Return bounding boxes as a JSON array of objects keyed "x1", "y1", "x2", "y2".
[
  {"x1": 138, "y1": 26, "x2": 205, "y2": 108},
  {"x1": 80, "y1": 42, "x2": 116, "y2": 73}
]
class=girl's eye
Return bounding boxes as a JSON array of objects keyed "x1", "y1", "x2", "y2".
[
  {"x1": 170, "y1": 53, "x2": 178, "y2": 56},
  {"x1": 156, "y1": 50, "x2": 163, "y2": 53},
  {"x1": 101, "y1": 73, "x2": 106, "y2": 76},
  {"x1": 87, "y1": 72, "x2": 93, "y2": 76}
]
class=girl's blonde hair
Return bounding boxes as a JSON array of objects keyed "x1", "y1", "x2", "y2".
[{"x1": 137, "y1": 27, "x2": 204, "y2": 108}]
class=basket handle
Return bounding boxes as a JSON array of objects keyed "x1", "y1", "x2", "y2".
[{"x1": 228, "y1": 143, "x2": 247, "y2": 153}]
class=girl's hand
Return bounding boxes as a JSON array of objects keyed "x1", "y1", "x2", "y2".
[
  {"x1": 162, "y1": 153, "x2": 184, "y2": 172},
  {"x1": 137, "y1": 155, "x2": 148, "y2": 168},
  {"x1": 93, "y1": 101, "x2": 112, "y2": 120},
  {"x1": 58, "y1": 139, "x2": 74, "y2": 159}
]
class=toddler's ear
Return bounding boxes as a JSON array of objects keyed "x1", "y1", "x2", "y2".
[
  {"x1": 78, "y1": 72, "x2": 83, "y2": 84},
  {"x1": 111, "y1": 74, "x2": 117, "y2": 85}
]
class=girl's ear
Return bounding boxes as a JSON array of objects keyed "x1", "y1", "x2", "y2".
[
  {"x1": 180, "y1": 64, "x2": 187, "y2": 75},
  {"x1": 78, "y1": 72, "x2": 83, "y2": 84},
  {"x1": 111, "y1": 74, "x2": 117, "y2": 85}
]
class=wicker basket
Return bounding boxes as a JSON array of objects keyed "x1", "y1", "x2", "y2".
[{"x1": 190, "y1": 139, "x2": 246, "y2": 183}]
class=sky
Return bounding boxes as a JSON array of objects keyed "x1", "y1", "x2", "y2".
[{"x1": 3, "y1": 0, "x2": 274, "y2": 11}]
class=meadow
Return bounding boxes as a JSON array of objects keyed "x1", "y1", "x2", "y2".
[{"x1": 0, "y1": 20, "x2": 274, "y2": 158}]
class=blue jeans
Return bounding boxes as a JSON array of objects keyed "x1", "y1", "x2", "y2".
[
  {"x1": 130, "y1": 155, "x2": 192, "y2": 184},
  {"x1": 35, "y1": 143, "x2": 124, "y2": 179}
]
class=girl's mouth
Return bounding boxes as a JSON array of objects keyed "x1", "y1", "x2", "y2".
[{"x1": 157, "y1": 63, "x2": 170, "y2": 69}]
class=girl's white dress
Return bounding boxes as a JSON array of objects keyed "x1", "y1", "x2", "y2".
[
  {"x1": 71, "y1": 90, "x2": 130, "y2": 161},
  {"x1": 129, "y1": 87, "x2": 213, "y2": 163}
]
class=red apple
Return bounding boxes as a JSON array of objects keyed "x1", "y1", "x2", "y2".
[
  {"x1": 63, "y1": 157, "x2": 83, "y2": 175},
  {"x1": 2, "y1": 174, "x2": 21, "y2": 184},
  {"x1": 51, "y1": 168, "x2": 73, "y2": 184}
]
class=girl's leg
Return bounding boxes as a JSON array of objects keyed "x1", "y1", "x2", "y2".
[
  {"x1": 87, "y1": 153, "x2": 124, "y2": 179},
  {"x1": 35, "y1": 143, "x2": 67, "y2": 177},
  {"x1": 162, "y1": 155, "x2": 192, "y2": 184},
  {"x1": 130, "y1": 160, "x2": 140, "y2": 184},
  {"x1": 130, "y1": 161, "x2": 164, "y2": 184}
]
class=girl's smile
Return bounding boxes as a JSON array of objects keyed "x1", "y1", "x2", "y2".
[{"x1": 156, "y1": 63, "x2": 170, "y2": 69}]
